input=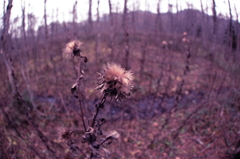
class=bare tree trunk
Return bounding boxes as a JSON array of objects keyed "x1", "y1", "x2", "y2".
[
  {"x1": 44, "y1": 0, "x2": 48, "y2": 39},
  {"x1": 108, "y1": 0, "x2": 115, "y2": 60},
  {"x1": 1, "y1": 0, "x2": 14, "y2": 92},
  {"x1": 199, "y1": 0, "x2": 205, "y2": 40},
  {"x1": 88, "y1": 0, "x2": 92, "y2": 32},
  {"x1": 108, "y1": 0, "x2": 113, "y2": 26},
  {"x1": 50, "y1": 9, "x2": 55, "y2": 41},
  {"x1": 123, "y1": 0, "x2": 130, "y2": 69},
  {"x1": 145, "y1": 0, "x2": 150, "y2": 32},
  {"x1": 228, "y1": 0, "x2": 233, "y2": 23},
  {"x1": 27, "y1": 13, "x2": 37, "y2": 70},
  {"x1": 155, "y1": 0, "x2": 162, "y2": 34},
  {"x1": 95, "y1": 0, "x2": 100, "y2": 60},
  {"x1": 1, "y1": 0, "x2": 12, "y2": 42},
  {"x1": 227, "y1": 0, "x2": 237, "y2": 52},
  {"x1": 108, "y1": 0, "x2": 118, "y2": 60},
  {"x1": 3, "y1": 0, "x2": 6, "y2": 15},
  {"x1": 21, "y1": 2, "x2": 36, "y2": 109},
  {"x1": 22, "y1": 7, "x2": 27, "y2": 46},
  {"x1": 56, "y1": 8, "x2": 59, "y2": 36},
  {"x1": 200, "y1": 0, "x2": 204, "y2": 13},
  {"x1": 140, "y1": 41, "x2": 147, "y2": 80},
  {"x1": 175, "y1": 0, "x2": 179, "y2": 34},
  {"x1": 72, "y1": 1, "x2": 78, "y2": 38},
  {"x1": 168, "y1": 2, "x2": 173, "y2": 33},
  {"x1": 234, "y1": 3, "x2": 239, "y2": 52},
  {"x1": 131, "y1": 1, "x2": 136, "y2": 31},
  {"x1": 212, "y1": 0, "x2": 217, "y2": 35},
  {"x1": 209, "y1": 0, "x2": 217, "y2": 61}
]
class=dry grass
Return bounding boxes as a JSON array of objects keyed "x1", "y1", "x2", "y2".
[{"x1": 0, "y1": 32, "x2": 239, "y2": 159}]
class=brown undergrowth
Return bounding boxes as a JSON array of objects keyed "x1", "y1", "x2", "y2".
[{"x1": 0, "y1": 33, "x2": 239, "y2": 159}]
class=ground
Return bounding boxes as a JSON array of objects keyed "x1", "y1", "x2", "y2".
[{"x1": 0, "y1": 33, "x2": 240, "y2": 159}]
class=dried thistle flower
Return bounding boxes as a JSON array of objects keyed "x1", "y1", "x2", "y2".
[
  {"x1": 59, "y1": 128, "x2": 73, "y2": 140},
  {"x1": 182, "y1": 37, "x2": 190, "y2": 43},
  {"x1": 96, "y1": 63, "x2": 133, "y2": 101},
  {"x1": 63, "y1": 40, "x2": 82, "y2": 59}
]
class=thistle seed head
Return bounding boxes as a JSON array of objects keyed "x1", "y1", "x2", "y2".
[
  {"x1": 63, "y1": 40, "x2": 82, "y2": 59},
  {"x1": 96, "y1": 63, "x2": 133, "y2": 101},
  {"x1": 59, "y1": 128, "x2": 73, "y2": 140}
]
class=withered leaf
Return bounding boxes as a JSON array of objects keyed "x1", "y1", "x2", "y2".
[
  {"x1": 102, "y1": 148, "x2": 110, "y2": 156},
  {"x1": 105, "y1": 130, "x2": 120, "y2": 139},
  {"x1": 71, "y1": 83, "x2": 78, "y2": 94}
]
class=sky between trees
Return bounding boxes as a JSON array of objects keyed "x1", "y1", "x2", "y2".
[{"x1": 1, "y1": 0, "x2": 240, "y2": 31}]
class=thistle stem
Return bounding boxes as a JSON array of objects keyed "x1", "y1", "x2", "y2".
[
  {"x1": 91, "y1": 95, "x2": 106, "y2": 128},
  {"x1": 98, "y1": 137, "x2": 111, "y2": 146},
  {"x1": 79, "y1": 99, "x2": 87, "y2": 131},
  {"x1": 77, "y1": 57, "x2": 87, "y2": 131}
]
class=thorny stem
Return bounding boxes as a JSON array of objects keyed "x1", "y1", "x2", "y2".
[
  {"x1": 98, "y1": 137, "x2": 111, "y2": 146},
  {"x1": 77, "y1": 57, "x2": 87, "y2": 131},
  {"x1": 76, "y1": 147, "x2": 88, "y2": 158},
  {"x1": 91, "y1": 95, "x2": 107, "y2": 128},
  {"x1": 66, "y1": 139, "x2": 88, "y2": 158},
  {"x1": 89, "y1": 95, "x2": 107, "y2": 159},
  {"x1": 79, "y1": 99, "x2": 87, "y2": 131}
]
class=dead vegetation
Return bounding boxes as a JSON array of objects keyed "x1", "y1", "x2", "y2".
[{"x1": 0, "y1": 0, "x2": 240, "y2": 159}]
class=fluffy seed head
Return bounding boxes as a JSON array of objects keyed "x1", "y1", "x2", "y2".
[
  {"x1": 96, "y1": 63, "x2": 133, "y2": 101},
  {"x1": 182, "y1": 37, "x2": 190, "y2": 43},
  {"x1": 59, "y1": 128, "x2": 73, "y2": 140},
  {"x1": 63, "y1": 40, "x2": 82, "y2": 59}
]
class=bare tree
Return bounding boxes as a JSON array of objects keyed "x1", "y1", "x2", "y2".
[
  {"x1": 200, "y1": 0, "x2": 204, "y2": 14},
  {"x1": 123, "y1": 0, "x2": 130, "y2": 69},
  {"x1": 227, "y1": 0, "x2": 237, "y2": 51},
  {"x1": 212, "y1": 0, "x2": 217, "y2": 35},
  {"x1": 3, "y1": 0, "x2": 6, "y2": 16},
  {"x1": 50, "y1": 9, "x2": 54, "y2": 39},
  {"x1": 108, "y1": 0, "x2": 115, "y2": 60},
  {"x1": 233, "y1": 2, "x2": 239, "y2": 52},
  {"x1": 88, "y1": 0, "x2": 92, "y2": 32},
  {"x1": 168, "y1": 2, "x2": 173, "y2": 33},
  {"x1": 95, "y1": 0, "x2": 100, "y2": 59},
  {"x1": 1, "y1": 0, "x2": 15, "y2": 93},
  {"x1": 228, "y1": 0, "x2": 233, "y2": 23},
  {"x1": 108, "y1": 0, "x2": 113, "y2": 26},
  {"x1": 44, "y1": 0, "x2": 48, "y2": 39},
  {"x1": 198, "y1": 0, "x2": 205, "y2": 39},
  {"x1": 27, "y1": 13, "x2": 37, "y2": 65},
  {"x1": 1, "y1": 0, "x2": 12, "y2": 42},
  {"x1": 21, "y1": 5, "x2": 26, "y2": 46},
  {"x1": 56, "y1": 8, "x2": 59, "y2": 35},
  {"x1": 140, "y1": 41, "x2": 147, "y2": 80},
  {"x1": 21, "y1": 2, "x2": 36, "y2": 109},
  {"x1": 155, "y1": 0, "x2": 162, "y2": 33},
  {"x1": 72, "y1": 1, "x2": 78, "y2": 37},
  {"x1": 174, "y1": 0, "x2": 180, "y2": 34},
  {"x1": 130, "y1": 1, "x2": 135, "y2": 31}
]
